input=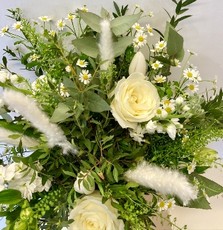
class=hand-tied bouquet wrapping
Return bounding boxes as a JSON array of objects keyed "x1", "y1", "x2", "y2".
[{"x1": 0, "y1": 0, "x2": 223, "y2": 229}]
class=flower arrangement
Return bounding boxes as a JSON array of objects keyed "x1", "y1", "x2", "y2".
[{"x1": 0, "y1": 1, "x2": 223, "y2": 229}]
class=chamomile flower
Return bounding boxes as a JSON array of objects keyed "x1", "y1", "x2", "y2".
[
  {"x1": 132, "y1": 23, "x2": 144, "y2": 32},
  {"x1": 153, "y1": 75, "x2": 166, "y2": 83},
  {"x1": 49, "y1": 30, "x2": 56, "y2": 37},
  {"x1": 172, "y1": 58, "x2": 181, "y2": 67},
  {"x1": 187, "y1": 82, "x2": 199, "y2": 93},
  {"x1": 0, "y1": 26, "x2": 9, "y2": 37},
  {"x1": 66, "y1": 13, "x2": 76, "y2": 20},
  {"x1": 146, "y1": 24, "x2": 154, "y2": 36},
  {"x1": 79, "y1": 70, "x2": 92, "y2": 85},
  {"x1": 162, "y1": 98, "x2": 175, "y2": 113},
  {"x1": 38, "y1": 16, "x2": 52, "y2": 22},
  {"x1": 183, "y1": 68, "x2": 201, "y2": 83},
  {"x1": 151, "y1": 60, "x2": 163, "y2": 70},
  {"x1": 12, "y1": 21, "x2": 23, "y2": 31},
  {"x1": 80, "y1": 5, "x2": 89, "y2": 12},
  {"x1": 133, "y1": 32, "x2": 147, "y2": 48},
  {"x1": 166, "y1": 198, "x2": 176, "y2": 210},
  {"x1": 76, "y1": 59, "x2": 88, "y2": 68},
  {"x1": 187, "y1": 160, "x2": 196, "y2": 174},
  {"x1": 155, "y1": 40, "x2": 167, "y2": 52},
  {"x1": 56, "y1": 19, "x2": 66, "y2": 31},
  {"x1": 157, "y1": 200, "x2": 168, "y2": 212},
  {"x1": 29, "y1": 53, "x2": 40, "y2": 62},
  {"x1": 155, "y1": 107, "x2": 168, "y2": 119},
  {"x1": 59, "y1": 83, "x2": 70, "y2": 97}
]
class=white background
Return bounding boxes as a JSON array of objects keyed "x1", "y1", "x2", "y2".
[{"x1": 0, "y1": 0, "x2": 223, "y2": 229}]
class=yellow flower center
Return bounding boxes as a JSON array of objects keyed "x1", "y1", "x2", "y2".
[{"x1": 138, "y1": 36, "x2": 145, "y2": 42}]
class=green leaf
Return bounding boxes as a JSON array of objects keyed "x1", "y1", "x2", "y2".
[
  {"x1": 100, "y1": 7, "x2": 110, "y2": 19},
  {"x1": 84, "y1": 91, "x2": 110, "y2": 113},
  {"x1": 0, "y1": 189, "x2": 22, "y2": 204},
  {"x1": 182, "y1": 0, "x2": 197, "y2": 7},
  {"x1": 78, "y1": 11, "x2": 101, "y2": 32},
  {"x1": 111, "y1": 13, "x2": 142, "y2": 36},
  {"x1": 113, "y1": 36, "x2": 133, "y2": 57},
  {"x1": 2, "y1": 56, "x2": 7, "y2": 67},
  {"x1": 195, "y1": 174, "x2": 223, "y2": 197},
  {"x1": 164, "y1": 22, "x2": 184, "y2": 60},
  {"x1": 72, "y1": 37, "x2": 99, "y2": 58},
  {"x1": 50, "y1": 103, "x2": 73, "y2": 123},
  {"x1": 62, "y1": 169, "x2": 76, "y2": 178},
  {"x1": 187, "y1": 192, "x2": 211, "y2": 209},
  {"x1": 113, "y1": 167, "x2": 119, "y2": 183}
]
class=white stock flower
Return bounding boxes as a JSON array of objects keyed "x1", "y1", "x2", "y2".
[
  {"x1": 68, "y1": 192, "x2": 124, "y2": 230},
  {"x1": 0, "y1": 69, "x2": 10, "y2": 83},
  {"x1": 128, "y1": 51, "x2": 148, "y2": 75},
  {"x1": 110, "y1": 73, "x2": 160, "y2": 129},
  {"x1": 74, "y1": 171, "x2": 95, "y2": 195},
  {"x1": 146, "y1": 120, "x2": 157, "y2": 134},
  {"x1": 166, "y1": 123, "x2": 177, "y2": 140}
]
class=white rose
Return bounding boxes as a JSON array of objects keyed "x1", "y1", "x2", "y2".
[
  {"x1": 111, "y1": 73, "x2": 160, "y2": 129},
  {"x1": 73, "y1": 171, "x2": 95, "y2": 195},
  {"x1": 128, "y1": 51, "x2": 148, "y2": 75},
  {"x1": 68, "y1": 192, "x2": 124, "y2": 230}
]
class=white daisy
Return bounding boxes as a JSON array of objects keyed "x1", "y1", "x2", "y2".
[
  {"x1": 76, "y1": 59, "x2": 88, "y2": 68},
  {"x1": 157, "y1": 200, "x2": 168, "y2": 212},
  {"x1": 187, "y1": 82, "x2": 199, "y2": 93},
  {"x1": 66, "y1": 13, "x2": 76, "y2": 20},
  {"x1": 155, "y1": 40, "x2": 167, "y2": 52},
  {"x1": 132, "y1": 23, "x2": 144, "y2": 32},
  {"x1": 65, "y1": 65, "x2": 72, "y2": 73},
  {"x1": 80, "y1": 5, "x2": 89, "y2": 12},
  {"x1": 59, "y1": 83, "x2": 70, "y2": 97},
  {"x1": 49, "y1": 30, "x2": 56, "y2": 37},
  {"x1": 153, "y1": 75, "x2": 166, "y2": 83},
  {"x1": 38, "y1": 16, "x2": 52, "y2": 22},
  {"x1": 12, "y1": 21, "x2": 23, "y2": 31},
  {"x1": 79, "y1": 70, "x2": 92, "y2": 85},
  {"x1": 146, "y1": 24, "x2": 154, "y2": 36},
  {"x1": 151, "y1": 60, "x2": 163, "y2": 70},
  {"x1": 133, "y1": 32, "x2": 147, "y2": 48},
  {"x1": 56, "y1": 19, "x2": 66, "y2": 31},
  {"x1": 155, "y1": 107, "x2": 168, "y2": 119},
  {"x1": 183, "y1": 68, "x2": 201, "y2": 83},
  {"x1": 0, "y1": 26, "x2": 9, "y2": 37}
]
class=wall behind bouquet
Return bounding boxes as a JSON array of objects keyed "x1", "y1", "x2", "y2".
[{"x1": 0, "y1": 0, "x2": 223, "y2": 229}]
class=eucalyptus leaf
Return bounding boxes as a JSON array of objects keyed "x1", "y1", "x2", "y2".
[
  {"x1": 164, "y1": 22, "x2": 184, "y2": 60},
  {"x1": 113, "y1": 36, "x2": 134, "y2": 57},
  {"x1": 78, "y1": 11, "x2": 101, "y2": 32},
  {"x1": 111, "y1": 13, "x2": 142, "y2": 36},
  {"x1": 84, "y1": 91, "x2": 110, "y2": 113},
  {"x1": 72, "y1": 37, "x2": 99, "y2": 58},
  {"x1": 0, "y1": 189, "x2": 22, "y2": 204},
  {"x1": 50, "y1": 103, "x2": 73, "y2": 123}
]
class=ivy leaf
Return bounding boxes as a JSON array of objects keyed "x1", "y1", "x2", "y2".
[
  {"x1": 0, "y1": 189, "x2": 22, "y2": 204},
  {"x1": 84, "y1": 91, "x2": 110, "y2": 113},
  {"x1": 72, "y1": 37, "x2": 99, "y2": 58},
  {"x1": 111, "y1": 13, "x2": 142, "y2": 36},
  {"x1": 78, "y1": 11, "x2": 101, "y2": 32}
]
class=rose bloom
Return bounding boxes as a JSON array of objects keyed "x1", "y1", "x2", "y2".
[
  {"x1": 110, "y1": 73, "x2": 160, "y2": 129},
  {"x1": 68, "y1": 192, "x2": 124, "y2": 230}
]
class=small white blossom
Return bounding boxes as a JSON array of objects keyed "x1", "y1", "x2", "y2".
[
  {"x1": 65, "y1": 65, "x2": 72, "y2": 73},
  {"x1": 38, "y1": 16, "x2": 52, "y2": 22},
  {"x1": 173, "y1": 58, "x2": 181, "y2": 67},
  {"x1": 146, "y1": 120, "x2": 157, "y2": 134},
  {"x1": 187, "y1": 82, "x2": 199, "y2": 93},
  {"x1": 49, "y1": 30, "x2": 56, "y2": 37},
  {"x1": 133, "y1": 32, "x2": 147, "y2": 48},
  {"x1": 12, "y1": 21, "x2": 23, "y2": 31},
  {"x1": 146, "y1": 24, "x2": 154, "y2": 36},
  {"x1": 153, "y1": 75, "x2": 166, "y2": 83},
  {"x1": 132, "y1": 23, "x2": 144, "y2": 31},
  {"x1": 151, "y1": 60, "x2": 163, "y2": 70},
  {"x1": 0, "y1": 26, "x2": 9, "y2": 36},
  {"x1": 80, "y1": 5, "x2": 88, "y2": 12},
  {"x1": 155, "y1": 40, "x2": 167, "y2": 52},
  {"x1": 59, "y1": 83, "x2": 70, "y2": 97},
  {"x1": 167, "y1": 198, "x2": 176, "y2": 210},
  {"x1": 56, "y1": 19, "x2": 66, "y2": 30},
  {"x1": 155, "y1": 107, "x2": 168, "y2": 119},
  {"x1": 157, "y1": 200, "x2": 168, "y2": 212},
  {"x1": 187, "y1": 160, "x2": 196, "y2": 174},
  {"x1": 76, "y1": 59, "x2": 88, "y2": 68},
  {"x1": 129, "y1": 125, "x2": 145, "y2": 143},
  {"x1": 0, "y1": 69, "x2": 10, "y2": 83},
  {"x1": 66, "y1": 13, "x2": 76, "y2": 20},
  {"x1": 183, "y1": 68, "x2": 201, "y2": 83},
  {"x1": 175, "y1": 96, "x2": 184, "y2": 105},
  {"x1": 79, "y1": 70, "x2": 92, "y2": 85}
]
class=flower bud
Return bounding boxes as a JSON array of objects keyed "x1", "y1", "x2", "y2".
[
  {"x1": 129, "y1": 51, "x2": 147, "y2": 75},
  {"x1": 74, "y1": 171, "x2": 95, "y2": 195}
]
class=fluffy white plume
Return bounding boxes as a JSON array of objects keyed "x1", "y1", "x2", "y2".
[
  {"x1": 125, "y1": 161, "x2": 198, "y2": 205},
  {"x1": 0, "y1": 127, "x2": 39, "y2": 148},
  {"x1": 2, "y1": 90, "x2": 77, "y2": 154},
  {"x1": 98, "y1": 19, "x2": 114, "y2": 70}
]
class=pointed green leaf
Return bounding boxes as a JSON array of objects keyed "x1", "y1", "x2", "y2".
[
  {"x1": 0, "y1": 189, "x2": 22, "y2": 204},
  {"x1": 72, "y1": 37, "x2": 99, "y2": 58},
  {"x1": 113, "y1": 36, "x2": 133, "y2": 57},
  {"x1": 84, "y1": 91, "x2": 110, "y2": 113},
  {"x1": 188, "y1": 192, "x2": 211, "y2": 209},
  {"x1": 111, "y1": 13, "x2": 142, "y2": 36},
  {"x1": 113, "y1": 167, "x2": 119, "y2": 183},
  {"x1": 50, "y1": 103, "x2": 73, "y2": 123},
  {"x1": 78, "y1": 11, "x2": 101, "y2": 32},
  {"x1": 164, "y1": 22, "x2": 184, "y2": 60},
  {"x1": 195, "y1": 174, "x2": 223, "y2": 197}
]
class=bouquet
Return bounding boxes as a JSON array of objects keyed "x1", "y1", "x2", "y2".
[{"x1": 0, "y1": 1, "x2": 223, "y2": 229}]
